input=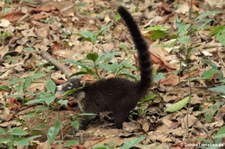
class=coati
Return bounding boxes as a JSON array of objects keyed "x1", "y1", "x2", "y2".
[{"x1": 58, "y1": 6, "x2": 152, "y2": 129}]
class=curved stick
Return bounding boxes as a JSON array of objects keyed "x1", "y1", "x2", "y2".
[{"x1": 41, "y1": 51, "x2": 71, "y2": 78}]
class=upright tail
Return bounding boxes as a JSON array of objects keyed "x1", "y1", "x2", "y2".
[{"x1": 117, "y1": 6, "x2": 152, "y2": 92}]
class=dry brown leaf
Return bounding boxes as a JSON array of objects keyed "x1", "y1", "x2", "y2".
[
  {"x1": 205, "y1": 0, "x2": 225, "y2": 8},
  {"x1": 175, "y1": 3, "x2": 189, "y2": 14},
  {"x1": 0, "y1": 120, "x2": 21, "y2": 127},
  {"x1": 3, "y1": 11, "x2": 25, "y2": 22},
  {"x1": 149, "y1": 42, "x2": 178, "y2": 70},
  {"x1": 32, "y1": 13, "x2": 49, "y2": 21},
  {"x1": 81, "y1": 75, "x2": 96, "y2": 83},
  {"x1": 0, "y1": 46, "x2": 9, "y2": 57},
  {"x1": 181, "y1": 115, "x2": 197, "y2": 128},
  {"x1": 51, "y1": 42, "x2": 62, "y2": 54},
  {"x1": 52, "y1": 49, "x2": 75, "y2": 59},
  {"x1": 29, "y1": 82, "x2": 45, "y2": 92},
  {"x1": 6, "y1": 97, "x2": 22, "y2": 111},
  {"x1": 157, "y1": 2, "x2": 172, "y2": 15},
  {"x1": 31, "y1": 5, "x2": 57, "y2": 13},
  {"x1": 160, "y1": 74, "x2": 179, "y2": 86}
]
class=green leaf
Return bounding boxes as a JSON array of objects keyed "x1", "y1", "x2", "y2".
[
  {"x1": 0, "y1": 85, "x2": 10, "y2": 91},
  {"x1": 71, "y1": 120, "x2": 80, "y2": 130},
  {"x1": 214, "y1": 126, "x2": 225, "y2": 144},
  {"x1": 96, "y1": 23, "x2": 112, "y2": 37},
  {"x1": 176, "y1": 18, "x2": 191, "y2": 36},
  {"x1": 146, "y1": 25, "x2": 168, "y2": 31},
  {"x1": 23, "y1": 47, "x2": 34, "y2": 52},
  {"x1": 153, "y1": 73, "x2": 165, "y2": 83},
  {"x1": 79, "y1": 30, "x2": 96, "y2": 43},
  {"x1": 41, "y1": 93, "x2": 56, "y2": 105},
  {"x1": 216, "y1": 126, "x2": 225, "y2": 136},
  {"x1": 45, "y1": 79, "x2": 56, "y2": 93},
  {"x1": 93, "y1": 145, "x2": 112, "y2": 149},
  {"x1": 0, "y1": 137, "x2": 11, "y2": 144},
  {"x1": 86, "y1": 52, "x2": 99, "y2": 62},
  {"x1": 209, "y1": 26, "x2": 225, "y2": 36},
  {"x1": 196, "y1": 11, "x2": 222, "y2": 19},
  {"x1": 64, "y1": 59, "x2": 94, "y2": 74},
  {"x1": 115, "y1": 14, "x2": 121, "y2": 21},
  {"x1": 118, "y1": 69, "x2": 139, "y2": 80},
  {"x1": 8, "y1": 127, "x2": 28, "y2": 136},
  {"x1": 202, "y1": 68, "x2": 219, "y2": 80},
  {"x1": 99, "y1": 63, "x2": 119, "y2": 73},
  {"x1": 166, "y1": 96, "x2": 190, "y2": 112},
  {"x1": 120, "y1": 135, "x2": 145, "y2": 149},
  {"x1": 141, "y1": 93, "x2": 157, "y2": 103},
  {"x1": 204, "y1": 102, "x2": 223, "y2": 123},
  {"x1": 146, "y1": 26, "x2": 168, "y2": 40},
  {"x1": 26, "y1": 92, "x2": 56, "y2": 105},
  {"x1": 216, "y1": 28, "x2": 225, "y2": 45},
  {"x1": 32, "y1": 124, "x2": 48, "y2": 130},
  {"x1": 177, "y1": 36, "x2": 190, "y2": 45},
  {"x1": 14, "y1": 137, "x2": 30, "y2": 146},
  {"x1": 148, "y1": 30, "x2": 168, "y2": 40},
  {"x1": 14, "y1": 135, "x2": 41, "y2": 146},
  {"x1": 120, "y1": 43, "x2": 128, "y2": 53},
  {"x1": 24, "y1": 77, "x2": 32, "y2": 89},
  {"x1": 25, "y1": 98, "x2": 45, "y2": 105},
  {"x1": 97, "y1": 52, "x2": 116, "y2": 63},
  {"x1": 47, "y1": 120, "x2": 61, "y2": 145},
  {"x1": 209, "y1": 85, "x2": 225, "y2": 94},
  {"x1": 57, "y1": 100, "x2": 68, "y2": 106},
  {"x1": 30, "y1": 72, "x2": 46, "y2": 80},
  {"x1": 64, "y1": 140, "x2": 79, "y2": 147},
  {"x1": 0, "y1": 128, "x2": 6, "y2": 134}
]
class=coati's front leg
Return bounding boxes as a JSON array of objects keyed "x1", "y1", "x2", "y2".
[
  {"x1": 79, "y1": 115, "x2": 95, "y2": 130},
  {"x1": 75, "y1": 92, "x2": 96, "y2": 130},
  {"x1": 113, "y1": 108, "x2": 130, "y2": 128}
]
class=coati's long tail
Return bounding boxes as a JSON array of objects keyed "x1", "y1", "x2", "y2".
[{"x1": 117, "y1": 6, "x2": 152, "y2": 92}]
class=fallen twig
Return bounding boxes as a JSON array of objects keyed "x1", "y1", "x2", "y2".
[{"x1": 41, "y1": 51, "x2": 71, "y2": 78}]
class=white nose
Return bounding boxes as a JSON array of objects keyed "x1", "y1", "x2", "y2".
[{"x1": 57, "y1": 85, "x2": 63, "y2": 92}]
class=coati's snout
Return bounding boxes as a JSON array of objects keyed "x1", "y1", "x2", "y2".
[{"x1": 56, "y1": 77, "x2": 83, "y2": 96}]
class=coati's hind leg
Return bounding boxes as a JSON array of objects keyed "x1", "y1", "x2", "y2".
[{"x1": 113, "y1": 108, "x2": 130, "y2": 128}]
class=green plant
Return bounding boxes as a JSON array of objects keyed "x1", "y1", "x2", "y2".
[
  {"x1": 145, "y1": 25, "x2": 169, "y2": 40},
  {"x1": 26, "y1": 79, "x2": 56, "y2": 106},
  {"x1": 4, "y1": 0, "x2": 11, "y2": 3},
  {"x1": 201, "y1": 60, "x2": 223, "y2": 81},
  {"x1": 0, "y1": 127, "x2": 40, "y2": 149},
  {"x1": 64, "y1": 51, "x2": 138, "y2": 80},
  {"x1": 47, "y1": 120, "x2": 61, "y2": 145},
  {"x1": 0, "y1": 32, "x2": 12, "y2": 45},
  {"x1": 78, "y1": 23, "x2": 112, "y2": 44},
  {"x1": 120, "y1": 135, "x2": 145, "y2": 149},
  {"x1": 8, "y1": 72, "x2": 45, "y2": 95},
  {"x1": 136, "y1": 93, "x2": 158, "y2": 117}
]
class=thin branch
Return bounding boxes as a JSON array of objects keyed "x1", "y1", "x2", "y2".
[
  {"x1": 188, "y1": 0, "x2": 193, "y2": 19},
  {"x1": 41, "y1": 51, "x2": 71, "y2": 78}
]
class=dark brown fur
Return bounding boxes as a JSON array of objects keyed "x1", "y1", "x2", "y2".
[{"x1": 60, "y1": 6, "x2": 152, "y2": 129}]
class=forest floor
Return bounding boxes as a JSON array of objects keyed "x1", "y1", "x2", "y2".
[{"x1": 0, "y1": 0, "x2": 225, "y2": 148}]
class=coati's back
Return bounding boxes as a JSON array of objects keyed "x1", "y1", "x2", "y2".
[{"x1": 61, "y1": 6, "x2": 152, "y2": 129}]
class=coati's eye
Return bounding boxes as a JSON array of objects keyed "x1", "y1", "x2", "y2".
[{"x1": 67, "y1": 83, "x2": 73, "y2": 89}]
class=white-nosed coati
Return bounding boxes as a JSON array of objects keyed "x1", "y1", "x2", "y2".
[{"x1": 59, "y1": 6, "x2": 152, "y2": 129}]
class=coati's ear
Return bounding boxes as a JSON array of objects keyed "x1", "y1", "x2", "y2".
[
  {"x1": 81, "y1": 75, "x2": 95, "y2": 84},
  {"x1": 80, "y1": 79, "x2": 86, "y2": 87}
]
